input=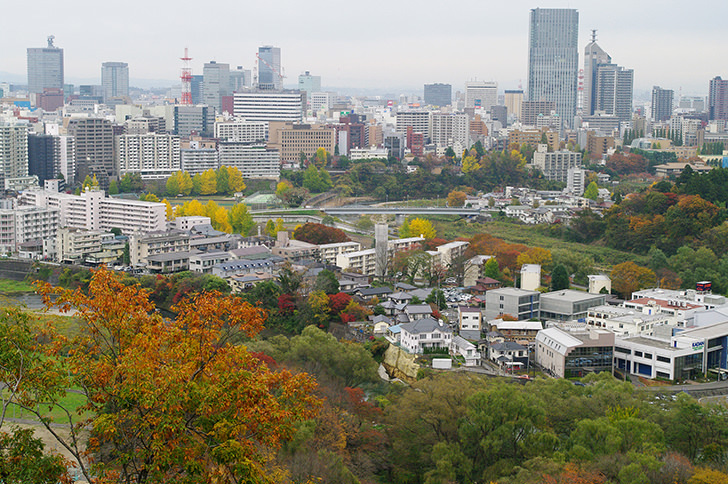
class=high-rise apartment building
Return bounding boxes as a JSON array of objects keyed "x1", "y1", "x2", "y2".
[
  {"x1": 28, "y1": 134, "x2": 60, "y2": 184},
  {"x1": 396, "y1": 111, "x2": 431, "y2": 139},
  {"x1": 173, "y1": 105, "x2": 215, "y2": 138},
  {"x1": 0, "y1": 124, "x2": 29, "y2": 187},
  {"x1": 424, "y1": 83, "x2": 452, "y2": 107},
  {"x1": 527, "y1": 8, "x2": 579, "y2": 128},
  {"x1": 709, "y1": 76, "x2": 728, "y2": 121},
  {"x1": 116, "y1": 133, "x2": 181, "y2": 180},
  {"x1": 66, "y1": 118, "x2": 115, "y2": 185},
  {"x1": 430, "y1": 113, "x2": 470, "y2": 150},
  {"x1": 298, "y1": 71, "x2": 321, "y2": 94},
  {"x1": 583, "y1": 32, "x2": 633, "y2": 122},
  {"x1": 214, "y1": 120, "x2": 268, "y2": 142},
  {"x1": 258, "y1": 46, "x2": 282, "y2": 90},
  {"x1": 651, "y1": 86, "x2": 674, "y2": 122},
  {"x1": 101, "y1": 62, "x2": 129, "y2": 103},
  {"x1": 465, "y1": 81, "x2": 497, "y2": 110},
  {"x1": 217, "y1": 142, "x2": 280, "y2": 179},
  {"x1": 202, "y1": 61, "x2": 231, "y2": 112},
  {"x1": 27, "y1": 36, "x2": 64, "y2": 96}
]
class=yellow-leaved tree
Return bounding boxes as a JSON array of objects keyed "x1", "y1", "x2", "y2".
[{"x1": 400, "y1": 217, "x2": 436, "y2": 240}]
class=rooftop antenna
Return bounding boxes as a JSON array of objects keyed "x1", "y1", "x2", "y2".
[
  {"x1": 591, "y1": 29, "x2": 597, "y2": 43},
  {"x1": 47, "y1": 35, "x2": 55, "y2": 48},
  {"x1": 180, "y1": 47, "x2": 192, "y2": 105}
]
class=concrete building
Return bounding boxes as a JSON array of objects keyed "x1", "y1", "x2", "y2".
[
  {"x1": 536, "y1": 326, "x2": 614, "y2": 378},
  {"x1": 56, "y1": 227, "x2": 113, "y2": 264},
  {"x1": 173, "y1": 105, "x2": 215, "y2": 138},
  {"x1": 539, "y1": 290, "x2": 607, "y2": 322},
  {"x1": 66, "y1": 117, "x2": 114, "y2": 185},
  {"x1": 318, "y1": 241, "x2": 361, "y2": 265},
  {"x1": 504, "y1": 90, "x2": 524, "y2": 121},
  {"x1": 232, "y1": 91, "x2": 304, "y2": 123},
  {"x1": 180, "y1": 139, "x2": 218, "y2": 175},
  {"x1": 230, "y1": 66, "x2": 252, "y2": 91},
  {"x1": 268, "y1": 122, "x2": 336, "y2": 163},
  {"x1": 527, "y1": 8, "x2": 579, "y2": 128},
  {"x1": 588, "y1": 274, "x2": 611, "y2": 294},
  {"x1": 586, "y1": 304, "x2": 675, "y2": 337},
  {"x1": 258, "y1": 46, "x2": 282, "y2": 90},
  {"x1": 485, "y1": 287, "x2": 540, "y2": 320},
  {"x1": 310, "y1": 92, "x2": 334, "y2": 112},
  {"x1": 202, "y1": 61, "x2": 231, "y2": 112},
  {"x1": 396, "y1": 111, "x2": 431, "y2": 139},
  {"x1": 10, "y1": 206, "x2": 60, "y2": 251},
  {"x1": 519, "y1": 264, "x2": 541, "y2": 291},
  {"x1": 424, "y1": 83, "x2": 452, "y2": 107},
  {"x1": 709, "y1": 76, "x2": 728, "y2": 121},
  {"x1": 652, "y1": 86, "x2": 674, "y2": 122},
  {"x1": 27, "y1": 36, "x2": 64, "y2": 97},
  {"x1": 430, "y1": 113, "x2": 469, "y2": 151},
  {"x1": 217, "y1": 142, "x2": 280, "y2": 179},
  {"x1": 566, "y1": 167, "x2": 585, "y2": 195},
  {"x1": 593, "y1": 63, "x2": 634, "y2": 123},
  {"x1": 28, "y1": 133, "x2": 60, "y2": 184},
  {"x1": 0, "y1": 124, "x2": 29, "y2": 187},
  {"x1": 129, "y1": 230, "x2": 190, "y2": 267},
  {"x1": 508, "y1": 129, "x2": 559, "y2": 152},
  {"x1": 533, "y1": 145, "x2": 582, "y2": 182},
  {"x1": 399, "y1": 317, "x2": 452, "y2": 354},
  {"x1": 521, "y1": 101, "x2": 557, "y2": 127},
  {"x1": 116, "y1": 133, "x2": 181, "y2": 180},
  {"x1": 214, "y1": 120, "x2": 268, "y2": 142},
  {"x1": 465, "y1": 81, "x2": 497, "y2": 110},
  {"x1": 101, "y1": 62, "x2": 129, "y2": 103}
]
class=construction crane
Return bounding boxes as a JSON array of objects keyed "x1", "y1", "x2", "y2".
[{"x1": 255, "y1": 52, "x2": 285, "y2": 89}]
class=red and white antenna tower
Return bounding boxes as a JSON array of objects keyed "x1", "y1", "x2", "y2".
[{"x1": 180, "y1": 47, "x2": 192, "y2": 105}]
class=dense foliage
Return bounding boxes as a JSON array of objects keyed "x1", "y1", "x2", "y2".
[{"x1": 293, "y1": 222, "x2": 350, "y2": 245}]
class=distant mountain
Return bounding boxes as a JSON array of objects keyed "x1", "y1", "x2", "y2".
[
  {"x1": 0, "y1": 71, "x2": 177, "y2": 90},
  {"x1": 0, "y1": 71, "x2": 26, "y2": 84}
]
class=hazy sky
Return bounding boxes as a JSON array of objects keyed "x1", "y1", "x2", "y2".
[{"x1": 2, "y1": 0, "x2": 726, "y2": 96}]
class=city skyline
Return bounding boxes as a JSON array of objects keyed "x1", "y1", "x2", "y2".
[{"x1": 1, "y1": 1, "x2": 726, "y2": 95}]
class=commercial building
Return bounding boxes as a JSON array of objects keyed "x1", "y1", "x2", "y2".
[
  {"x1": 536, "y1": 326, "x2": 614, "y2": 378},
  {"x1": 230, "y1": 66, "x2": 252, "y2": 91},
  {"x1": 173, "y1": 105, "x2": 215, "y2": 138},
  {"x1": 28, "y1": 133, "x2": 60, "y2": 184},
  {"x1": 214, "y1": 120, "x2": 268, "y2": 142},
  {"x1": 66, "y1": 117, "x2": 114, "y2": 184},
  {"x1": 508, "y1": 128, "x2": 559, "y2": 152},
  {"x1": 430, "y1": 113, "x2": 469, "y2": 151},
  {"x1": 651, "y1": 86, "x2": 674, "y2": 122},
  {"x1": 485, "y1": 287, "x2": 540, "y2": 321},
  {"x1": 521, "y1": 100, "x2": 557, "y2": 127},
  {"x1": 539, "y1": 289, "x2": 607, "y2": 321},
  {"x1": 592, "y1": 63, "x2": 634, "y2": 122},
  {"x1": 532, "y1": 145, "x2": 582, "y2": 182},
  {"x1": 268, "y1": 122, "x2": 336, "y2": 163},
  {"x1": 27, "y1": 36, "x2": 64, "y2": 97},
  {"x1": 297, "y1": 71, "x2": 321, "y2": 95},
  {"x1": 527, "y1": 8, "x2": 579, "y2": 128},
  {"x1": 465, "y1": 81, "x2": 497, "y2": 110},
  {"x1": 115, "y1": 133, "x2": 181, "y2": 180},
  {"x1": 217, "y1": 142, "x2": 280, "y2": 179},
  {"x1": 101, "y1": 62, "x2": 129, "y2": 103},
  {"x1": 202, "y1": 61, "x2": 231, "y2": 112},
  {"x1": 232, "y1": 90, "x2": 304, "y2": 123},
  {"x1": 0, "y1": 124, "x2": 29, "y2": 187},
  {"x1": 708, "y1": 76, "x2": 728, "y2": 121},
  {"x1": 424, "y1": 83, "x2": 452, "y2": 107},
  {"x1": 504, "y1": 90, "x2": 524, "y2": 121},
  {"x1": 258, "y1": 46, "x2": 282, "y2": 90}
]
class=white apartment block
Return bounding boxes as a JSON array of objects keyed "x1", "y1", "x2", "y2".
[
  {"x1": 0, "y1": 210, "x2": 15, "y2": 253},
  {"x1": 217, "y1": 142, "x2": 280, "y2": 179},
  {"x1": 430, "y1": 113, "x2": 470, "y2": 149},
  {"x1": 232, "y1": 91, "x2": 304, "y2": 123},
  {"x1": 13, "y1": 206, "x2": 60, "y2": 250},
  {"x1": 214, "y1": 120, "x2": 268, "y2": 142},
  {"x1": 396, "y1": 111, "x2": 431, "y2": 138},
  {"x1": 129, "y1": 230, "x2": 190, "y2": 267},
  {"x1": 181, "y1": 146, "x2": 218, "y2": 176},
  {"x1": 56, "y1": 227, "x2": 112, "y2": 263},
  {"x1": 336, "y1": 237, "x2": 425, "y2": 276},
  {"x1": 20, "y1": 188, "x2": 166, "y2": 234},
  {"x1": 434, "y1": 240, "x2": 469, "y2": 267},
  {"x1": 0, "y1": 123, "x2": 29, "y2": 187},
  {"x1": 533, "y1": 145, "x2": 583, "y2": 183},
  {"x1": 116, "y1": 133, "x2": 181, "y2": 180},
  {"x1": 318, "y1": 241, "x2": 361, "y2": 265}
]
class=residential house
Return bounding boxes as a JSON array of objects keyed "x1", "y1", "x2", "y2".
[
  {"x1": 399, "y1": 317, "x2": 453, "y2": 354},
  {"x1": 451, "y1": 335, "x2": 481, "y2": 366}
]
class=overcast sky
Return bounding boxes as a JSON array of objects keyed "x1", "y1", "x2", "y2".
[{"x1": 2, "y1": 0, "x2": 726, "y2": 96}]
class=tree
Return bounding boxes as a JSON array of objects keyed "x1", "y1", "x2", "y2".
[
  {"x1": 123, "y1": 241, "x2": 131, "y2": 265},
  {"x1": 141, "y1": 192, "x2": 159, "y2": 202},
  {"x1": 166, "y1": 171, "x2": 193, "y2": 197},
  {"x1": 426, "y1": 288, "x2": 447, "y2": 310},
  {"x1": 194, "y1": 168, "x2": 218, "y2": 195},
  {"x1": 265, "y1": 219, "x2": 277, "y2": 237},
  {"x1": 517, "y1": 247, "x2": 553, "y2": 270},
  {"x1": 294, "y1": 222, "x2": 350, "y2": 245},
  {"x1": 33, "y1": 268, "x2": 319, "y2": 483},
  {"x1": 229, "y1": 203, "x2": 254, "y2": 235},
  {"x1": 162, "y1": 198, "x2": 175, "y2": 221},
  {"x1": 108, "y1": 179, "x2": 119, "y2": 195},
  {"x1": 551, "y1": 264, "x2": 570, "y2": 291},
  {"x1": 226, "y1": 166, "x2": 246, "y2": 195},
  {"x1": 119, "y1": 172, "x2": 144, "y2": 193},
  {"x1": 584, "y1": 181, "x2": 599, "y2": 200},
  {"x1": 400, "y1": 217, "x2": 436, "y2": 239},
  {"x1": 484, "y1": 257, "x2": 500, "y2": 279},
  {"x1": 315, "y1": 269, "x2": 340, "y2": 295},
  {"x1": 611, "y1": 261, "x2": 656, "y2": 298},
  {"x1": 447, "y1": 190, "x2": 467, "y2": 207}
]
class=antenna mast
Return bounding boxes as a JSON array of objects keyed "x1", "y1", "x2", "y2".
[{"x1": 180, "y1": 47, "x2": 193, "y2": 105}]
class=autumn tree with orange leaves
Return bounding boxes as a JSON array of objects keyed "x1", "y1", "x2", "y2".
[{"x1": 31, "y1": 268, "x2": 319, "y2": 484}]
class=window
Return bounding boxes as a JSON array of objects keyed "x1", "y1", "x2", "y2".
[
  {"x1": 657, "y1": 356, "x2": 670, "y2": 363},
  {"x1": 634, "y1": 351, "x2": 643, "y2": 357}
]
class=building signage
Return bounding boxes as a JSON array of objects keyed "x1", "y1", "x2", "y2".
[{"x1": 692, "y1": 341, "x2": 705, "y2": 351}]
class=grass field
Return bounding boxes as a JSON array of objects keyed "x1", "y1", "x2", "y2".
[
  {"x1": 5, "y1": 389, "x2": 92, "y2": 425},
  {"x1": 0, "y1": 278, "x2": 36, "y2": 294}
]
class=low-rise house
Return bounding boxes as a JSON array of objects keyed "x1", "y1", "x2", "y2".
[
  {"x1": 404, "y1": 304, "x2": 434, "y2": 321},
  {"x1": 451, "y1": 335, "x2": 480, "y2": 366},
  {"x1": 489, "y1": 341, "x2": 529, "y2": 370},
  {"x1": 399, "y1": 317, "x2": 452, "y2": 354},
  {"x1": 491, "y1": 319, "x2": 543, "y2": 342},
  {"x1": 458, "y1": 306, "x2": 483, "y2": 341}
]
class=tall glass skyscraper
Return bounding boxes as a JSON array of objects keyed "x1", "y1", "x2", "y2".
[
  {"x1": 258, "y1": 46, "x2": 281, "y2": 90},
  {"x1": 101, "y1": 62, "x2": 129, "y2": 102},
  {"x1": 527, "y1": 8, "x2": 579, "y2": 129},
  {"x1": 27, "y1": 36, "x2": 64, "y2": 95}
]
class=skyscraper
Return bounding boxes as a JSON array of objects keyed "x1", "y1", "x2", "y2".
[
  {"x1": 424, "y1": 83, "x2": 452, "y2": 107},
  {"x1": 583, "y1": 31, "x2": 633, "y2": 122},
  {"x1": 709, "y1": 76, "x2": 728, "y2": 121},
  {"x1": 527, "y1": 8, "x2": 579, "y2": 129},
  {"x1": 651, "y1": 86, "x2": 674, "y2": 122},
  {"x1": 27, "y1": 36, "x2": 64, "y2": 96},
  {"x1": 298, "y1": 71, "x2": 321, "y2": 94},
  {"x1": 101, "y1": 62, "x2": 129, "y2": 103},
  {"x1": 258, "y1": 46, "x2": 282, "y2": 90},
  {"x1": 202, "y1": 61, "x2": 231, "y2": 112},
  {"x1": 66, "y1": 118, "x2": 114, "y2": 185}
]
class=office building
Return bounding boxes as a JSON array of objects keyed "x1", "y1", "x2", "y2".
[
  {"x1": 214, "y1": 120, "x2": 268, "y2": 142},
  {"x1": 504, "y1": 90, "x2": 524, "y2": 121},
  {"x1": 232, "y1": 90, "x2": 304, "y2": 123},
  {"x1": 465, "y1": 81, "x2": 497, "y2": 110},
  {"x1": 424, "y1": 83, "x2": 452, "y2": 107},
  {"x1": 521, "y1": 100, "x2": 556, "y2": 126},
  {"x1": 230, "y1": 66, "x2": 252, "y2": 92},
  {"x1": 191, "y1": 75, "x2": 204, "y2": 105},
  {"x1": 101, "y1": 62, "x2": 129, "y2": 103},
  {"x1": 485, "y1": 287, "x2": 540, "y2": 321},
  {"x1": 583, "y1": 33, "x2": 633, "y2": 122},
  {"x1": 202, "y1": 61, "x2": 231, "y2": 112},
  {"x1": 27, "y1": 36, "x2": 64, "y2": 96},
  {"x1": 709, "y1": 76, "x2": 728, "y2": 121},
  {"x1": 298, "y1": 71, "x2": 321, "y2": 94},
  {"x1": 116, "y1": 133, "x2": 181, "y2": 180},
  {"x1": 66, "y1": 118, "x2": 114, "y2": 185},
  {"x1": 173, "y1": 105, "x2": 215, "y2": 138},
  {"x1": 527, "y1": 8, "x2": 579, "y2": 128},
  {"x1": 396, "y1": 110, "x2": 430, "y2": 138},
  {"x1": 651, "y1": 86, "x2": 674, "y2": 122},
  {"x1": 268, "y1": 122, "x2": 336, "y2": 163},
  {"x1": 310, "y1": 92, "x2": 333, "y2": 112},
  {"x1": 258, "y1": 46, "x2": 282, "y2": 90},
  {"x1": 0, "y1": 124, "x2": 29, "y2": 188},
  {"x1": 536, "y1": 326, "x2": 614, "y2": 379},
  {"x1": 218, "y1": 142, "x2": 280, "y2": 179},
  {"x1": 28, "y1": 134, "x2": 60, "y2": 184}
]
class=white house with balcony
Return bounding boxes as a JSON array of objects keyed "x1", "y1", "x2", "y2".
[{"x1": 399, "y1": 317, "x2": 452, "y2": 354}]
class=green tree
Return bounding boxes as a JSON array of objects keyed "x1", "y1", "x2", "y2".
[
  {"x1": 314, "y1": 269, "x2": 340, "y2": 295},
  {"x1": 123, "y1": 241, "x2": 130, "y2": 265},
  {"x1": 584, "y1": 181, "x2": 599, "y2": 200},
  {"x1": 108, "y1": 179, "x2": 119, "y2": 195},
  {"x1": 426, "y1": 288, "x2": 447, "y2": 310},
  {"x1": 228, "y1": 203, "x2": 254, "y2": 235},
  {"x1": 550, "y1": 264, "x2": 570, "y2": 291},
  {"x1": 484, "y1": 257, "x2": 500, "y2": 279}
]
